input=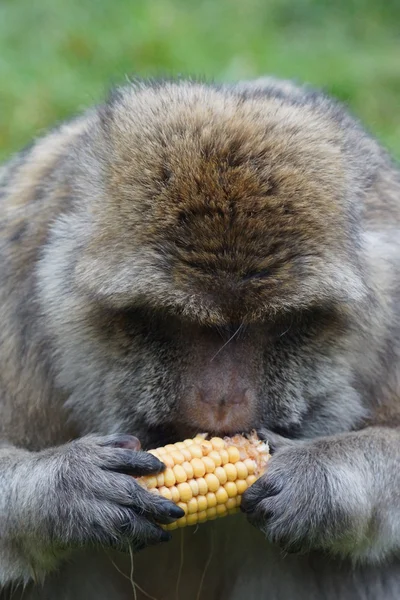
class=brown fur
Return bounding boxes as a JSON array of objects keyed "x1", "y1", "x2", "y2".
[{"x1": 0, "y1": 77, "x2": 400, "y2": 599}]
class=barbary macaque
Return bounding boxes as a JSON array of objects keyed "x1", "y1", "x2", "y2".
[{"x1": 0, "y1": 77, "x2": 399, "y2": 599}]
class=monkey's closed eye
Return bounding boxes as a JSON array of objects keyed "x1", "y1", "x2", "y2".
[
  {"x1": 266, "y1": 306, "x2": 334, "y2": 340},
  {"x1": 242, "y1": 268, "x2": 271, "y2": 282}
]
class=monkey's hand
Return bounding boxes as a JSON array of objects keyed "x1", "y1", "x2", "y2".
[
  {"x1": 241, "y1": 427, "x2": 400, "y2": 561},
  {"x1": 0, "y1": 434, "x2": 183, "y2": 585}
]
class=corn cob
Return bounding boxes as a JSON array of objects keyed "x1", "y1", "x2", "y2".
[{"x1": 137, "y1": 432, "x2": 270, "y2": 530}]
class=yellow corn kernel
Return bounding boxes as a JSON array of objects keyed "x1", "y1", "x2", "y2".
[
  {"x1": 208, "y1": 451, "x2": 222, "y2": 467},
  {"x1": 235, "y1": 461, "x2": 248, "y2": 480},
  {"x1": 164, "y1": 444, "x2": 177, "y2": 453},
  {"x1": 199, "y1": 440, "x2": 213, "y2": 455},
  {"x1": 136, "y1": 432, "x2": 270, "y2": 530},
  {"x1": 188, "y1": 444, "x2": 203, "y2": 459},
  {"x1": 170, "y1": 486, "x2": 180, "y2": 503},
  {"x1": 188, "y1": 479, "x2": 199, "y2": 496},
  {"x1": 215, "y1": 486, "x2": 229, "y2": 504},
  {"x1": 206, "y1": 492, "x2": 217, "y2": 508},
  {"x1": 216, "y1": 504, "x2": 228, "y2": 516},
  {"x1": 224, "y1": 463, "x2": 237, "y2": 481},
  {"x1": 226, "y1": 497, "x2": 238, "y2": 510},
  {"x1": 204, "y1": 473, "x2": 220, "y2": 492},
  {"x1": 206, "y1": 506, "x2": 217, "y2": 519},
  {"x1": 243, "y1": 458, "x2": 256, "y2": 475},
  {"x1": 162, "y1": 454, "x2": 175, "y2": 468},
  {"x1": 219, "y1": 449, "x2": 229, "y2": 465},
  {"x1": 163, "y1": 468, "x2": 176, "y2": 487},
  {"x1": 197, "y1": 495, "x2": 208, "y2": 511},
  {"x1": 196, "y1": 477, "x2": 208, "y2": 495},
  {"x1": 214, "y1": 466, "x2": 228, "y2": 485},
  {"x1": 177, "y1": 516, "x2": 187, "y2": 528},
  {"x1": 170, "y1": 450, "x2": 185, "y2": 465},
  {"x1": 180, "y1": 448, "x2": 193, "y2": 461},
  {"x1": 159, "y1": 486, "x2": 172, "y2": 501},
  {"x1": 227, "y1": 446, "x2": 241, "y2": 464},
  {"x1": 224, "y1": 481, "x2": 237, "y2": 498},
  {"x1": 156, "y1": 472, "x2": 165, "y2": 487},
  {"x1": 191, "y1": 458, "x2": 206, "y2": 478},
  {"x1": 177, "y1": 482, "x2": 193, "y2": 502},
  {"x1": 174, "y1": 442, "x2": 187, "y2": 450},
  {"x1": 173, "y1": 464, "x2": 187, "y2": 483},
  {"x1": 187, "y1": 497, "x2": 198, "y2": 514},
  {"x1": 186, "y1": 513, "x2": 199, "y2": 526},
  {"x1": 145, "y1": 476, "x2": 157, "y2": 490},
  {"x1": 202, "y1": 456, "x2": 216, "y2": 473},
  {"x1": 246, "y1": 475, "x2": 257, "y2": 487},
  {"x1": 236, "y1": 479, "x2": 247, "y2": 495},
  {"x1": 181, "y1": 461, "x2": 194, "y2": 479},
  {"x1": 210, "y1": 437, "x2": 225, "y2": 450}
]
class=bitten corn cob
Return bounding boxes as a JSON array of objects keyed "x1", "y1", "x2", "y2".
[{"x1": 137, "y1": 432, "x2": 270, "y2": 530}]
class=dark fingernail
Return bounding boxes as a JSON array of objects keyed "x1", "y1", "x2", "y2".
[
  {"x1": 166, "y1": 504, "x2": 185, "y2": 519},
  {"x1": 240, "y1": 491, "x2": 255, "y2": 513},
  {"x1": 161, "y1": 531, "x2": 172, "y2": 542},
  {"x1": 147, "y1": 455, "x2": 166, "y2": 472}
]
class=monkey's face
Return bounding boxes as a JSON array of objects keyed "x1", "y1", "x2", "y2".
[{"x1": 55, "y1": 83, "x2": 369, "y2": 444}]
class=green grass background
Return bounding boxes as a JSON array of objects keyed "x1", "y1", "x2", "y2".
[{"x1": 1, "y1": 0, "x2": 400, "y2": 161}]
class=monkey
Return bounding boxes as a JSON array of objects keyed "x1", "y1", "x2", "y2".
[{"x1": 0, "y1": 75, "x2": 399, "y2": 600}]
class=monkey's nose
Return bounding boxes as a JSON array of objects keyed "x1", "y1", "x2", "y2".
[{"x1": 197, "y1": 387, "x2": 251, "y2": 407}]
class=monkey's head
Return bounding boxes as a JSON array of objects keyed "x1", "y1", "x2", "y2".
[{"x1": 40, "y1": 80, "x2": 378, "y2": 445}]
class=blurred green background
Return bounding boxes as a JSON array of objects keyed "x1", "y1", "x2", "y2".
[{"x1": 1, "y1": 0, "x2": 400, "y2": 161}]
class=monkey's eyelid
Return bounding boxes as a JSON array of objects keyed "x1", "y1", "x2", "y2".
[{"x1": 241, "y1": 268, "x2": 271, "y2": 282}]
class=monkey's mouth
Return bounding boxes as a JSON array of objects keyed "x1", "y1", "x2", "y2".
[
  {"x1": 142, "y1": 420, "x2": 256, "y2": 451},
  {"x1": 181, "y1": 399, "x2": 256, "y2": 439}
]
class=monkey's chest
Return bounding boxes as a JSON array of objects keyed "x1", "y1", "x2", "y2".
[
  {"x1": 117, "y1": 517, "x2": 400, "y2": 600},
  {"x1": 18, "y1": 517, "x2": 400, "y2": 600}
]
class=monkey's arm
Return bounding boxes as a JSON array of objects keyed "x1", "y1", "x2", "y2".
[
  {"x1": 242, "y1": 426, "x2": 400, "y2": 562},
  {"x1": 0, "y1": 435, "x2": 181, "y2": 586}
]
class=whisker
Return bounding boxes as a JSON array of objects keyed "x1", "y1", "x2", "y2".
[{"x1": 210, "y1": 323, "x2": 244, "y2": 362}]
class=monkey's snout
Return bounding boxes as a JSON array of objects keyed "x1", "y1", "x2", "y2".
[
  {"x1": 184, "y1": 384, "x2": 257, "y2": 435},
  {"x1": 197, "y1": 387, "x2": 252, "y2": 407}
]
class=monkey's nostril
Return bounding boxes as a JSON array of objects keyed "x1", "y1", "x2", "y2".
[{"x1": 230, "y1": 388, "x2": 250, "y2": 405}]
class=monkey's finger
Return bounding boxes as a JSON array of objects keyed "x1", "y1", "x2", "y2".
[
  {"x1": 101, "y1": 448, "x2": 165, "y2": 476},
  {"x1": 140, "y1": 498, "x2": 185, "y2": 524},
  {"x1": 130, "y1": 486, "x2": 185, "y2": 523},
  {"x1": 88, "y1": 471, "x2": 184, "y2": 524},
  {"x1": 243, "y1": 496, "x2": 278, "y2": 530},
  {"x1": 241, "y1": 475, "x2": 282, "y2": 513},
  {"x1": 91, "y1": 507, "x2": 171, "y2": 549},
  {"x1": 114, "y1": 510, "x2": 172, "y2": 545},
  {"x1": 258, "y1": 429, "x2": 300, "y2": 454}
]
